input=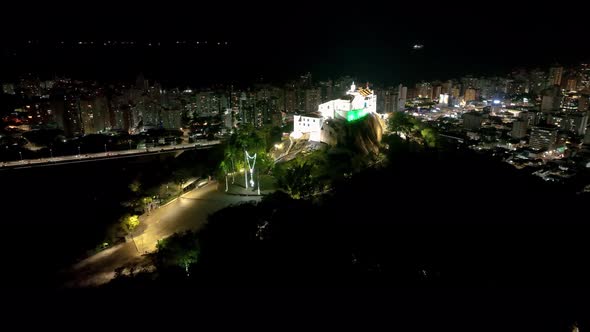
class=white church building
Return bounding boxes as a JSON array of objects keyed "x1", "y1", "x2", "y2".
[{"x1": 292, "y1": 82, "x2": 377, "y2": 142}]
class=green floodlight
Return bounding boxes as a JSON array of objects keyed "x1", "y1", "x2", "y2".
[{"x1": 346, "y1": 109, "x2": 368, "y2": 122}]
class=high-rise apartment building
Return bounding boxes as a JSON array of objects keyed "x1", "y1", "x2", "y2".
[
  {"x1": 463, "y1": 111, "x2": 483, "y2": 130},
  {"x1": 548, "y1": 66, "x2": 563, "y2": 86},
  {"x1": 511, "y1": 120, "x2": 528, "y2": 139},
  {"x1": 464, "y1": 88, "x2": 477, "y2": 102},
  {"x1": 529, "y1": 125, "x2": 558, "y2": 150}
]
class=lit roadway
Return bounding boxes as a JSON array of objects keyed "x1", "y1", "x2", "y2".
[
  {"x1": 63, "y1": 182, "x2": 260, "y2": 287},
  {"x1": 0, "y1": 140, "x2": 221, "y2": 170}
]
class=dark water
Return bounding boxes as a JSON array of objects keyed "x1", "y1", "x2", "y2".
[{"x1": 5, "y1": 31, "x2": 590, "y2": 88}]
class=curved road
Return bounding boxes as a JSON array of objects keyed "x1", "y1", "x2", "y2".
[
  {"x1": 1, "y1": 141, "x2": 221, "y2": 170},
  {"x1": 63, "y1": 181, "x2": 260, "y2": 287}
]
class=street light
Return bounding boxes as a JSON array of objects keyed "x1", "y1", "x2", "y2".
[
  {"x1": 104, "y1": 143, "x2": 108, "y2": 154},
  {"x1": 77, "y1": 146, "x2": 81, "y2": 157},
  {"x1": 49, "y1": 148, "x2": 53, "y2": 159},
  {"x1": 18, "y1": 151, "x2": 23, "y2": 161}
]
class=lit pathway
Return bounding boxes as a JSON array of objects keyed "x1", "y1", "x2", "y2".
[{"x1": 63, "y1": 182, "x2": 260, "y2": 287}]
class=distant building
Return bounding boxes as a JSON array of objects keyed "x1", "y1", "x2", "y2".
[
  {"x1": 561, "y1": 112, "x2": 588, "y2": 136},
  {"x1": 566, "y1": 78, "x2": 578, "y2": 92},
  {"x1": 51, "y1": 92, "x2": 82, "y2": 137},
  {"x1": 80, "y1": 103, "x2": 96, "y2": 134},
  {"x1": 432, "y1": 85, "x2": 442, "y2": 100},
  {"x1": 223, "y1": 108, "x2": 234, "y2": 131},
  {"x1": 270, "y1": 112, "x2": 282, "y2": 127},
  {"x1": 441, "y1": 80, "x2": 453, "y2": 95},
  {"x1": 507, "y1": 80, "x2": 527, "y2": 95},
  {"x1": 416, "y1": 82, "x2": 433, "y2": 99},
  {"x1": 541, "y1": 86, "x2": 562, "y2": 113},
  {"x1": 511, "y1": 119, "x2": 528, "y2": 139},
  {"x1": 529, "y1": 125, "x2": 558, "y2": 150},
  {"x1": 80, "y1": 96, "x2": 110, "y2": 134},
  {"x1": 136, "y1": 73, "x2": 148, "y2": 91},
  {"x1": 284, "y1": 89, "x2": 297, "y2": 113},
  {"x1": 529, "y1": 70, "x2": 548, "y2": 94},
  {"x1": 298, "y1": 72, "x2": 312, "y2": 88},
  {"x1": 548, "y1": 66, "x2": 563, "y2": 86},
  {"x1": 332, "y1": 76, "x2": 354, "y2": 98},
  {"x1": 461, "y1": 76, "x2": 478, "y2": 93},
  {"x1": 194, "y1": 91, "x2": 219, "y2": 116},
  {"x1": 304, "y1": 88, "x2": 321, "y2": 113},
  {"x1": 375, "y1": 87, "x2": 397, "y2": 113},
  {"x1": 161, "y1": 109, "x2": 183, "y2": 129},
  {"x1": 396, "y1": 84, "x2": 407, "y2": 112},
  {"x1": 578, "y1": 94, "x2": 589, "y2": 112},
  {"x1": 2, "y1": 83, "x2": 15, "y2": 95},
  {"x1": 463, "y1": 111, "x2": 483, "y2": 130},
  {"x1": 584, "y1": 127, "x2": 590, "y2": 144},
  {"x1": 319, "y1": 80, "x2": 333, "y2": 102},
  {"x1": 438, "y1": 93, "x2": 449, "y2": 106},
  {"x1": 464, "y1": 88, "x2": 477, "y2": 102}
]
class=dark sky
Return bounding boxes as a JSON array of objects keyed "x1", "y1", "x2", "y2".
[{"x1": 3, "y1": 2, "x2": 589, "y2": 86}]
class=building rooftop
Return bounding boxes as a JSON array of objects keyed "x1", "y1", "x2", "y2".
[
  {"x1": 296, "y1": 111, "x2": 321, "y2": 118},
  {"x1": 532, "y1": 124, "x2": 558, "y2": 130},
  {"x1": 337, "y1": 95, "x2": 355, "y2": 102}
]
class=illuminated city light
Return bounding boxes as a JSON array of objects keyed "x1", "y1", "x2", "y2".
[
  {"x1": 245, "y1": 151, "x2": 257, "y2": 188},
  {"x1": 346, "y1": 109, "x2": 369, "y2": 122}
]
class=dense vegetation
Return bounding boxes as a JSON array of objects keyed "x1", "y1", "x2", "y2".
[{"x1": 107, "y1": 126, "x2": 590, "y2": 288}]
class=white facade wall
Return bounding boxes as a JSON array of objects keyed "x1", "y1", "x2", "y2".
[
  {"x1": 292, "y1": 83, "x2": 377, "y2": 142},
  {"x1": 293, "y1": 115, "x2": 323, "y2": 142},
  {"x1": 318, "y1": 99, "x2": 352, "y2": 119}
]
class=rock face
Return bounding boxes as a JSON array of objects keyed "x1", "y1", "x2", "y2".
[
  {"x1": 279, "y1": 113, "x2": 385, "y2": 161},
  {"x1": 323, "y1": 113, "x2": 384, "y2": 155}
]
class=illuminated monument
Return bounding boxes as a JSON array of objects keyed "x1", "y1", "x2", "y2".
[{"x1": 292, "y1": 82, "x2": 377, "y2": 142}]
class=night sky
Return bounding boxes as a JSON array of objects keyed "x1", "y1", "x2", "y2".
[{"x1": 3, "y1": 3, "x2": 589, "y2": 86}]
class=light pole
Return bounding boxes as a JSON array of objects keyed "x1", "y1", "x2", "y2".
[
  {"x1": 18, "y1": 151, "x2": 23, "y2": 161},
  {"x1": 245, "y1": 150, "x2": 256, "y2": 190},
  {"x1": 104, "y1": 143, "x2": 107, "y2": 154},
  {"x1": 244, "y1": 153, "x2": 248, "y2": 189},
  {"x1": 77, "y1": 146, "x2": 81, "y2": 157},
  {"x1": 49, "y1": 148, "x2": 53, "y2": 159},
  {"x1": 231, "y1": 159, "x2": 235, "y2": 184}
]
